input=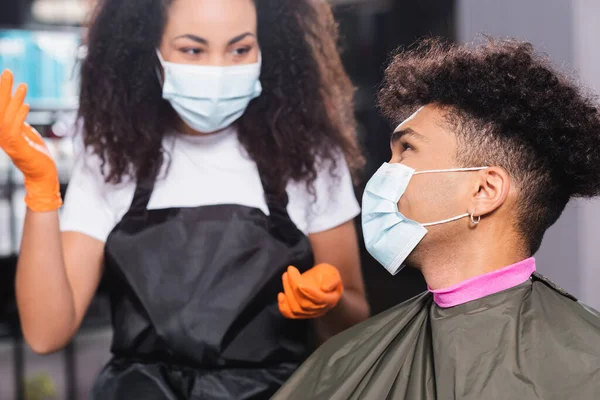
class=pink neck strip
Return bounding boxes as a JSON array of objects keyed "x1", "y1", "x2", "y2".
[{"x1": 429, "y1": 258, "x2": 536, "y2": 308}]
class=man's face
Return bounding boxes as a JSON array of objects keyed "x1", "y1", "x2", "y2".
[{"x1": 389, "y1": 105, "x2": 479, "y2": 258}]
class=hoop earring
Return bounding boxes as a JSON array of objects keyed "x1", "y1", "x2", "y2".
[{"x1": 470, "y1": 212, "x2": 481, "y2": 226}]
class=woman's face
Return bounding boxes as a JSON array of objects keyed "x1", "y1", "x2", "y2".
[{"x1": 160, "y1": 0, "x2": 259, "y2": 66}]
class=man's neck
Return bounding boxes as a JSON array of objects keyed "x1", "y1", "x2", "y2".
[{"x1": 418, "y1": 237, "x2": 529, "y2": 291}]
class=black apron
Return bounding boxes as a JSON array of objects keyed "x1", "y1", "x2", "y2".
[
  {"x1": 273, "y1": 274, "x2": 600, "y2": 400},
  {"x1": 93, "y1": 168, "x2": 314, "y2": 399}
]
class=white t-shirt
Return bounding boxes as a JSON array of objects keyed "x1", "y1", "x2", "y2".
[{"x1": 60, "y1": 127, "x2": 361, "y2": 243}]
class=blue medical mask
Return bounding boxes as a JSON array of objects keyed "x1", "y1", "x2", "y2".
[
  {"x1": 156, "y1": 50, "x2": 263, "y2": 133},
  {"x1": 362, "y1": 162, "x2": 487, "y2": 275}
]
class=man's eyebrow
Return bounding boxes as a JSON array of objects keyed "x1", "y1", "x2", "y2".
[{"x1": 390, "y1": 127, "x2": 429, "y2": 143}]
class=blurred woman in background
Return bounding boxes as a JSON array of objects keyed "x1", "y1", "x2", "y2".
[{"x1": 0, "y1": 0, "x2": 369, "y2": 398}]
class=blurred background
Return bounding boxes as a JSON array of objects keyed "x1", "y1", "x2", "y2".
[{"x1": 0, "y1": 0, "x2": 598, "y2": 398}]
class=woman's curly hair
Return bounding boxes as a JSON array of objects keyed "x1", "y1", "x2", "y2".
[
  {"x1": 79, "y1": 0, "x2": 363, "y2": 196},
  {"x1": 378, "y1": 37, "x2": 600, "y2": 254}
]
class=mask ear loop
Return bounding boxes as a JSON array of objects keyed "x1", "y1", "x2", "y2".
[
  {"x1": 470, "y1": 211, "x2": 481, "y2": 226},
  {"x1": 155, "y1": 50, "x2": 166, "y2": 86}
]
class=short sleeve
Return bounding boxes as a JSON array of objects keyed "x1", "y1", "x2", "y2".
[
  {"x1": 60, "y1": 142, "x2": 118, "y2": 243},
  {"x1": 306, "y1": 153, "x2": 361, "y2": 234}
]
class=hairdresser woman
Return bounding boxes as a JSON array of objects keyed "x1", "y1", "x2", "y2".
[{"x1": 0, "y1": 0, "x2": 369, "y2": 398}]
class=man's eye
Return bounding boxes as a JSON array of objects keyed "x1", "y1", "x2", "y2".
[{"x1": 401, "y1": 142, "x2": 413, "y2": 151}]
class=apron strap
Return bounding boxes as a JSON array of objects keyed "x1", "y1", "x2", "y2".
[
  {"x1": 128, "y1": 174, "x2": 156, "y2": 214},
  {"x1": 256, "y1": 167, "x2": 292, "y2": 220},
  {"x1": 256, "y1": 167, "x2": 306, "y2": 245}
]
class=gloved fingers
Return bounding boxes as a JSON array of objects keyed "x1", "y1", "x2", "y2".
[
  {"x1": 278, "y1": 292, "x2": 294, "y2": 319},
  {"x1": 8, "y1": 104, "x2": 29, "y2": 140},
  {"x1": 320, "y1": 273, "x2": 343, "y2": 293},
  {"x1": 282, "y1": 272, "x2": 303, "y2": 314},
  {"x1": 286, "y1": 266, "x2": 303, "y2": 290},
  {"x1": 2, "y1": 83, "x2": 26, "y2": 130},
  {"x1": 1, "y1": 103, "x2": 28, "y2": 157},
  {"x1": 298, "y1": 284, "x2": 340, "y2": 308},
  {"x1": 285, "y1": 268, "x2": 328, "y2": 311},
  {"x1": 278, "y1": 292, "x2": 313, "y2": 319},
  {"x1": 307, "y1": 263, "x2": 343, "y2": 293},
  {"x1": 0, "y1": 70, "x2": 14, "y2": 121},
  {"x1": 297, "y1": 283, "x2": 331, "y2": 305}
]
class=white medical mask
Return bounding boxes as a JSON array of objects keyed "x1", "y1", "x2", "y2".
[
  {"x1": 362, "y1": 162, "x2": 487, "y2": 275},
  {"x1": 156, "y1": 50, "x2": 263, "y2": 133}
]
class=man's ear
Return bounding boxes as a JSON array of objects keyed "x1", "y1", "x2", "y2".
[{"x1": 469, "y1": 166, "x2": 511, "y2": 218}]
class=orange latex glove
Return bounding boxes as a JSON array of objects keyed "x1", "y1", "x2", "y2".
[
  {"x1": 278, "y1": 263, "x2": 344, "y2": 319},
  {"x1": 0, "y1": 70, "x2": 62, "y2": 212}
]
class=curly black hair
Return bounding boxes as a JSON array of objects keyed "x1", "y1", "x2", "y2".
[
  {"x1": 79, "y1": 0, "x2": 363, "y2": 196},
  {"x1": 378, "y1": 37, "x2": 600, "y2": 254}
]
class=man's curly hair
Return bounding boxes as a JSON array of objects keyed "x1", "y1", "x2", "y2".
[
  {"x1": 378, "y1": 37, "x2": 600, "y2": 254},
  {"x1": 79, "y1": 0, "x2": 363, "y2": 197}
]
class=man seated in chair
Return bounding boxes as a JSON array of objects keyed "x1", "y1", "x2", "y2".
[{"x1": 273, "y1": 38, "x2": 600, "y2": 400}]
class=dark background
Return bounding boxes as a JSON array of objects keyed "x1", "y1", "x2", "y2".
[{"x1": 334, "y1": 0, "x2": 455, "y2": 313}]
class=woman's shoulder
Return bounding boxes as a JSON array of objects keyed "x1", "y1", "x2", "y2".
[
  {"x1": 67, "y1": 133, "x2": 138, "y2": 211},
  {"x1": 286, "y1": 151, "x2": 360, "y2": 234},
  {"x1": 61, "y1": 135, "x2": 137, "y2": 242},
  {"x1": 70, "y1": 137, "x2": 135, "y2": 191}
]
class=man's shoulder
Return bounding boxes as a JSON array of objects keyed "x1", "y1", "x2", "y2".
[
  {"x1": 531, "y1": 272, "x2": 600, "y2": 319},
  {"x1": 531, "y1": 273, "x2": 579, "y2": 301},
  {"x1": 530, "y1": 273, "x2": 600, "y2": 352},
  {"x1": 272, "y1": 292, "x2": 434, "y2": 400},
  {"x1": 318, "y1": 291, "x2": 433, "y2": 359}
]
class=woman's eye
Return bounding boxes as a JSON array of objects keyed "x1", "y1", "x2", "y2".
[
  {"x1": 232, "y1": 47, "x2": 251, "y2": 56},
  {"x1": 181, "y1": 48, "x2": 203, "y2": 55}
]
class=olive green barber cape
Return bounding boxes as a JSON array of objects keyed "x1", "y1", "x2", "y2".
[{"x1": 272, "y1": 273, "x2": 600, "y2": 400}]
